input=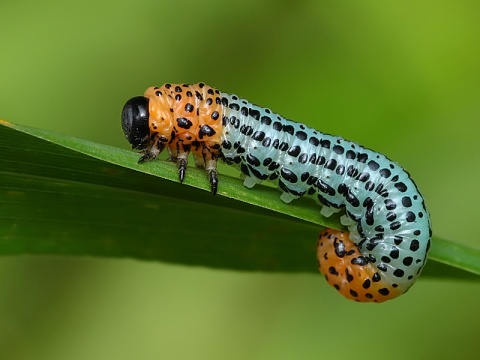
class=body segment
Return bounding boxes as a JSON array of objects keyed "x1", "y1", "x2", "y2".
[{"x1": 121, "y1": 82, "x2": 432, "y2": 302}]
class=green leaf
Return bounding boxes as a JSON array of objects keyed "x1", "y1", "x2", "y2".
[{"x1": 0, "y1": 121, "x2": 479, "y2": 280}]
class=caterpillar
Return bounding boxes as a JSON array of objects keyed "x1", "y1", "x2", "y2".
[{"x1": 121, "y1": 82, "x2": 432, "y2": 303}]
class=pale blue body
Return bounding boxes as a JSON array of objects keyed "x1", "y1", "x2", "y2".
[{"x1": 219, "y1": 92, "x2": 431, "y2": 291}]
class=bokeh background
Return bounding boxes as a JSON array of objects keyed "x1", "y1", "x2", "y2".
[{"x1": 1, "y1": 1, "x2": 480, "y2": 359}]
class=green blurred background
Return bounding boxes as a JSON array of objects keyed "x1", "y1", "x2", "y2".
[{"x1": 1, "y1": 0, "x2": 480, "y2": 359}]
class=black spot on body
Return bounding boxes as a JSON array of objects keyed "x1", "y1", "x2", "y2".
[
  {"x1": 229, "y1": 103, "x2": 240, "y2": 111},
  {"x1": 177, "y1": 117, "x2": 192, "y2": 129},
  {"x1": 346, "y1": 150, "x2": 356, "y2": 159},
  {"x1": 333, "y1": 145, "x2": 344, "y2": 154},
  {"x1": 262, "y1": 137, "x2": 272, "y2": 147},
  {"x1": 357, "y1": 153, "x2": 368, "y2": 163},
  {"x1": 329, "y1": 266, "x2": 339, "y2": 276},
  {"x1": 281, "y1": 168, "x2": 298, "y2": 183},
  {"x1": 249, "y1": 108, "x2": 260, "y2": 120},
  {"x1": 362, "y1": 279, "x2": 371, "y2": 289},
  {"x1": 298, "y1": 153, "x2": 308, "y2": 164},
  {"x1": 368, "y1": 160, "x2": 380, "y2": 171},
  {"x1": 185, "y1": 103, "x2": 194, "y2": 112},
  {"x1": 199, "y1": 125, "x2": 216, "y2": 139},
  {"x1": 395, "y1": 182, "x2": 408, "y2": 192},
  {"x1": 273, "y1": 121, "x2": 283, "y2": 131},
  {"x1": 379, "y1": 168, "x2": 391, "y2": 178},
  {"x1": 309, "y1": 137, "x2": 319, "y2": 146},
  {"x1": 252, "y1": 131, "x2": 265, "y2": 141},
  {"x1": 402, "y1": 197, "x2": 412, "y2": 207},
  {"x1": 287, "y1": 145, "x2": 301, "y2": 157},
  {"x1": 410, "y1": 240, "x2": 420, "y2": 252},
  {"x1": 246, "y1": 154, "x2": 260, "y2": 167},
  {"x1": 406, "y1": 211, "x2": 416, "y2": 222},
  {"x1": 296, "y1": 131, "x2": 307, "y2": 140},
  {"x1": 261, "y1": 116, "x2": 272, "y2": 125},
  {"x1": 279, "y1": 142, "x2": 289, "y2": 151},
  {"x1": 283, "y1": 125, "x2": 294, "y2": 135},
  {"x1": 325, "y1": 159, "x2": 337, "y2": 170},
  {"x1": 393, "y1": 269, "x2": 404, "y2": 278},
  {"x1": 378, "y1": 288, "x2": 390, "y2": 296},
  {"x1": 390, "y1": 221, "x2": 401, "y2": 230}
]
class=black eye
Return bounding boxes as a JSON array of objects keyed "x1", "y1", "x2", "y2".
[{"x1": 121, "y1": 96, "x2": 150, "y2": 150}]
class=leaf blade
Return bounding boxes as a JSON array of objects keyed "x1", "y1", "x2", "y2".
[{"x1": 1, "y1": 121, "x2": 478, "y2": 280}]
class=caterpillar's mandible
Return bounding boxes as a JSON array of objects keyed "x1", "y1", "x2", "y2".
[{"x1": 121, "y1": 83, "x2": 432, "y2": 303}]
